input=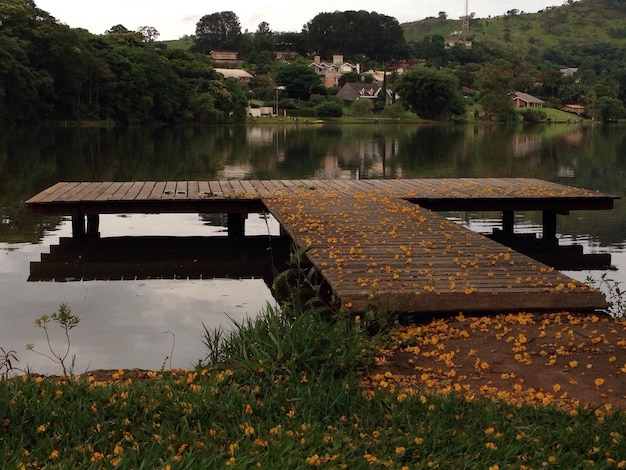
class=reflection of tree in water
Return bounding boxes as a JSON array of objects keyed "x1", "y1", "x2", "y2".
[
  {"x1": 3, "y1": 124, "x2": 626, "y2": 246},
  {"x1": 394, "y1": 124, "x2": 466, "y2": 176}
]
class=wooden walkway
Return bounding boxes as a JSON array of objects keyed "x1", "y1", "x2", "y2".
[{"x1": 26, "y1": 179, "x2": 618, "y2": 313}]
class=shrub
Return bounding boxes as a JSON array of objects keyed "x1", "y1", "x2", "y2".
[
  {"x1": 314, "y1": 101, "x2": 343, "y2": 118},
  {"x1": 350, "y1": 99, "x2": 375, "y2": 116},
  {"x1": 521, "y1": 108, "x2": 548, "y2": 123}
]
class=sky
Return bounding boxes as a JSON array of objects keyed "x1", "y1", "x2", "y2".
[{"x1": 35, "y1": 0, "x2": 555, "y2": 41}]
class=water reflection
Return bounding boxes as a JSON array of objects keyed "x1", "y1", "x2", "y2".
[
  {"x1": 1, "y1": 123, "x2": 625, "y2": 374},
  {"x1": 29, "y1": 235, "x2": 290, "y2": 284}
]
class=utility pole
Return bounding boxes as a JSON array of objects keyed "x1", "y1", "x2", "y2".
[{"x1": 462, "y1": 0, "x2": 470, "y2": 34}]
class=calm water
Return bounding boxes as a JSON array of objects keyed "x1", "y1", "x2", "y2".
[{"x1": 1, "y1": 123, "x2": 624, "y2": 374}]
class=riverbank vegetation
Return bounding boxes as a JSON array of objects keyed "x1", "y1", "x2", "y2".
[
  {"x1": 2, "y1": 299, "x2": 625, "y2": 467},
  {"x1": 3, "y1": 0, "x2": 626, "y2": 127}
]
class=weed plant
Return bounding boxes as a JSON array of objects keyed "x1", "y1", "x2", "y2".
[
  {"x1": 26, "y1": 303, "x2": 80, "y2": 377},
  {"x1": 586, "y1": 273, "x2": 625, "y2": 319}
]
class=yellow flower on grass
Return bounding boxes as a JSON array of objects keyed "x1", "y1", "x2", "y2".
[
  {"x1": 363, "y1": 454, "x2": 379, "y2": 463},
  {"x1": 49, "y1": 450, "x2": 59, "y2": 460}
]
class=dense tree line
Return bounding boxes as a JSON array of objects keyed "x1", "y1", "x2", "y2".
[
  {"x1": 192, "y1": 10, "x2": 406, "y2": 65},
  {"x1": 304, "y1": 11, "x2": 406, "y2": 61},
  {"x1": 0, "y1": 1, "x2": 247, "y2": 126},
  {"x1": 3, "y1": 0, "x2": 626, "y2": 126}
]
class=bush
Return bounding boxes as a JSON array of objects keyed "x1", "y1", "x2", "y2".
[
  {"x1": 381, "y1": 101, "x2": 408, "y2": 119},
  {"x1": 314, "y1": 101, "x2": 343, "y2": 118},
  {"x1": 286, "y1": 109, "x2": 316, "y2": 117},
  {"x1": 350, "y1": 99, "x2": 375, "y2": 116},
  {"x1": 521, "y1": 108, "x2": 548, "y2": 123}
]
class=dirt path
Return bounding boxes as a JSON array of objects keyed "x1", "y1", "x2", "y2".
[{"x1": 363, "y1": 312, "x2": 626, "y2": 411}]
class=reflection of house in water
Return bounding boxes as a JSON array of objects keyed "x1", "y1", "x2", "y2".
[
  {"x1": 557, "y1": 166, "x2": 575, "y2": 178},
  {"x1": 219, "y1": 163, "x2": 255, "y2": 179},
  {"x1": 511, "y1": 133, "x2": 542, "y2": 158},
  {"x1": 314, "y1": 137, "x2": 403, "y2": 179},
  {"x1": 247, "y1": 127, "x2": 275, "y2": 145},
  {"x1": 560, "y1": 129, "x2": 583, "y2": 146}
]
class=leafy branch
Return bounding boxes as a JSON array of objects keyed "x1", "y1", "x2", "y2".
[
  {"x1": 1, "y1": 347, "x2": 23, "y2": 379},
  {"x1": 586, "y1": 273, "x2": 625, "y2": 319},
  {"x1": 26, "y1": 303, "x2": 80, "y2": 377}
]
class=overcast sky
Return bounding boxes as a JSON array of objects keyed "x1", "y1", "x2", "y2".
[{"x1": 35, "y1": 0, "x2": 555, "y2": 41}]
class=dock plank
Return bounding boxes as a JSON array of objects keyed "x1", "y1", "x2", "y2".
[
  {"x1": 94, "y1": 182, "x2": 125, "y2": 201},
  {"x1": 187, "y1": 181, "x2": 200, "y2": 199},
  {"x1": 122, "y1": 182, "x2": 147, "y2": 200},
  {"x1": 148, "y1": 182, "x2": 167, "y2": 200},
  {"x1": 136, "y1": 182, "x2": 156, "y2": 200},
  {"x1": 37, "y1": 182, "x2": 82, "y2": 203}
]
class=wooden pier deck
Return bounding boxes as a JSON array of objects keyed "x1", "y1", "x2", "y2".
[{"x1": 26, "y1": 179, "x2": 618, "y2": 314}]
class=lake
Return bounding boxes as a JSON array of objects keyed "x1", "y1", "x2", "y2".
[{"x1": 1, "y1": 122, "x2": 624, "y2": 374}]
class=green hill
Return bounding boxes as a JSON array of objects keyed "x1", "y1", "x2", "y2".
[{"x1": 402, "y1": 0, "x2": 626, "y2": 66}]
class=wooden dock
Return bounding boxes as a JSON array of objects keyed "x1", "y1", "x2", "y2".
[{"x1": 26, "y1": 179, "x2": 618, "y2": 314}]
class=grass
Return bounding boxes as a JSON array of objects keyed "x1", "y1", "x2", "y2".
[{"x1": 1, "y1": 302, "x2": 625, "y2": 468}]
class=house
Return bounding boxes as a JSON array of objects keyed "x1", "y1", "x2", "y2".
[
  {"x1": 335, "y1": 83, "x2": 395, "y2": 105},
  {"x1": 309, "y1": 55, "x2": 360, "y2": 87},
  {"x1": 210, "y1": 50, "x2": 239, "y2": 63},
  {"x1": 360, "y1": 67, "x2": 407, "y2": 86},
  {"x1": 445, "y1": 37, "x2": 473, "y2": 48},
  {"x1": 561, "y1": 104, "x2": 585, "y2": 115},
  {"x1": 560, "y1": 67, "x2": 578, "y2": 77},
  {"x1": 509, "y1": 91, "x2": 544, "y2": 108},
  {"x1": 215, "y1": 68, "x2": 254, "y2": 83}
]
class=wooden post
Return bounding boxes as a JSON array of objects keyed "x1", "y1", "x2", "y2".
[
  {"x1": 502, "y1": 211, "x2": 514, "y2": 235},
  {"x1": 87, "y1": 214, "x2": 100, "y2": 238},
  {"x1": 71, "y1": 211, "x2": 86, "y2": 239},
  {"x1": 227, "y1": 213, "x2": 246, "y2": 239},
  {"x1": 542, "y1": 210, "x2": 558, "y2": 245}
]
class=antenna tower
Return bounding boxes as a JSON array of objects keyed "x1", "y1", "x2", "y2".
[{"x1": 462, "y1": 0, "x2": 470, "y2": 34}]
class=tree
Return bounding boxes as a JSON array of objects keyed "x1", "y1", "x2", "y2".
[
  {"x1": 596, "y1": 96, "x2": 624, "y2": 122},
  {"x1": 350, "y1": 99, "x2": 374, "y2": 116},
  {"x1": 274, "y1": 63, "x2": 322, "y2": 101},
  {"x1": 395, "y1": 67, "x2": 465, "y2": 120},
  {"x1": 193, "y1": 11, "x2": 241, "y2": 54},
  {"x1": 338, "y1": 72, "x2": 361, "y2": 87},
  {"x1": 315, "y1": 101, "x2": 343, "y2": 117},
  {"x1": 306, "y1": 11, "x2": 405, "y2": 61},
  {"x1": 138, "y1": 26, "x2": 160, "y2": 42}
]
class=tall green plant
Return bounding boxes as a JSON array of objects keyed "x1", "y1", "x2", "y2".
[
  {"x1": 26, "y1": 304, "x2": 80, "y2": 377},
  {"x1": 586, "y1": 273, "x2": 625, "y2": 319}
]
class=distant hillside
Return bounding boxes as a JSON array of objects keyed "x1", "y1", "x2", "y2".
[{"x1": 402, "y1": 0, "x2": 626, "y2": 66}]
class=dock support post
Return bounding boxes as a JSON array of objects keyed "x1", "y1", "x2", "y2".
[
  {"x1": 542, "y1": 211, "x2": 558, "y2": 245},
  {"x1": 502, "y1": 211, "x2": 514, "y2": 235},
  {"x1": 227, "y1": 213, "x2": 247, "y2": 239},
  {"x1": 71, "y1": 211, "x2": 86, "y2": 239},
  {"x1": 87, "y1": 214, "x2": 100, "y2": 238}
]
